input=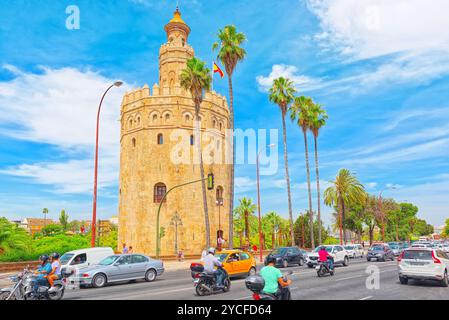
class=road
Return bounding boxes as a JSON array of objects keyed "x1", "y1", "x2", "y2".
[{"x1": 63, "y1": 258, "x2": 449, "y2": 300}]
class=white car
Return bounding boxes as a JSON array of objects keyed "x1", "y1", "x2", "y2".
[
  {"x1": 306, "y1": 245, "x2": 350, "y2": 268},
  {"x1": 398, "y1": 248, "x2": 449, "y2": 287},
  {"x1": 344, "y1": 244, "x2": 364, "y2": 258}
]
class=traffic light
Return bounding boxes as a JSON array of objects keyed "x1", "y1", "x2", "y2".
[{"x1": 207, "y1": 173, "x2": 214, "y2": 190}]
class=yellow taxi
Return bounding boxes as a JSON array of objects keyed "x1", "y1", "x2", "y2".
[{"x1": 214, "y1": 249, "x2": 257, "y2": 277}]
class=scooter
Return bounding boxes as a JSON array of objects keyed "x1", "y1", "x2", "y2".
[
  {"x1": 190, "y1": 263, "x2": 231, "y2": 296},
  {"x1": 316, "y1": 258, "x2": 335, "y2": 277},
  {"x1": 245, "y1": 270, "x2": 293, "y2": 300}
]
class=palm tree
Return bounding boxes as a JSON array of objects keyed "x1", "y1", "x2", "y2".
[
  {"x1": 42, "y1": 208, "x2": 49, "y2": 226},
  {"x1": 309, "y1": 103, "x2": 328, "y2": 245},
  {"x1": 264, "y1": 211, "x2": 283, "y2": 249},
  {"x1": 180, "y1": 57, "x2": 213, "y2": 248},
  {"x1": 269, "y1": 77, "x2": 297, "y2": 246},
  {"x1": 234, "y1": 198, "x2": 257, "y2": 249},
  {"x1": 212, "y1": 25, "x2": 247, "y2": 249},
  {"x1": 290, "y1": 95, "x2": 315, "y2": 249},
  {"x1": 323, "y1": 169, "x2": 366, "y2": 244}
]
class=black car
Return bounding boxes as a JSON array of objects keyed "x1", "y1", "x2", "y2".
[
  {"x1": 367, "y1": 244, "x2": 395, "y2": 262},
  {"x1": 264, "y1": 247, "x2": 305, "y2": 268}
]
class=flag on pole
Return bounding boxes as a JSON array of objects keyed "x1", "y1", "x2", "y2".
[{"x1": 213, "y1": 62, "x2": 224, "y2": 78}]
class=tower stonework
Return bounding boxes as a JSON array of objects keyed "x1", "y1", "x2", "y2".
[{"x1": 118, "y1": 8, "x2": 231, "y2": 256}]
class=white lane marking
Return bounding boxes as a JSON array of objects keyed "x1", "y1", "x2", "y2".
[
  {"x1": 335, "y1": 268, "x2": 398, "y2": 282},
  {"x1": 360, "y1": 296, "x2": 373, "y2": 300}
]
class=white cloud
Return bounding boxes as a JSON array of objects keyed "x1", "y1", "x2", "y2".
[
  {"x1": 256, "y1": 64, "x2": 322, "y2": 92},
  {"x1": 0, "y1": 66, "x2": 128, "y2": 194},
  {"x1": 306, "y1": 0, "x2": 449, "y2": 60}
]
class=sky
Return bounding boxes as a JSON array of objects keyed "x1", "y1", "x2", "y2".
[{"x1": 0, "y1": 0, "x2": 448, "y2": 227}]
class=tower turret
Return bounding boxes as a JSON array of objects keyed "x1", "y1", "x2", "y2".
[{"x1": 159, "y1": 7, "x2": 194, "y2": 92}]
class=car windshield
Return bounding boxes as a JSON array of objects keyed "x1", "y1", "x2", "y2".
[
  {"x1": 370, "y1": 245, "x2": 384, "y2": 251},
  {"x1": 314, "y1": 246, "x2": 332, "y2": 253},
  {"x1": 60, "y1": 253, "x2": 74, "y2": 265},
  {"x1": 272, "y1": 248, "x2": 288, "y2": 255},
  {"x1": 215, "y1": 254, "x2": 229, "y2": 262},
  {"x1": 403, "y1": 250, "x2": 432, "y2": 260},
  {"x1": 99, "y1": 256, "x2": 120, "y2": 266},
  {"x1": 344, "y1": 246, "x2": 354, "y2": 250}
]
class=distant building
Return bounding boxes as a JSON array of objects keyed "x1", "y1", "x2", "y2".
[
  {"x1": 434, "y1": 225, "x2": 445, "y2": 235},
  {"x1": 109, "y1": 216, "x2": 118, "y2": 225},
  {"x1": 20, "y1": 218, "x2": 57, "y2": 235}
]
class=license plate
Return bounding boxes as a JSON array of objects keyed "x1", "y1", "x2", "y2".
[
  {"x1": 315, "y1": 266, "x2": 320, "y2": 270},
  {"x1": 193, "y1": 279, "x2": 200, "y2": 284}
]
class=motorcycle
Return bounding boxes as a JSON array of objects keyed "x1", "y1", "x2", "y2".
[
  {"x1": 316, "y1": 258, "x2": 335, "y2": 277},
  {"x1": 0, "y1": 268, "x2": 72, "y2": 300},
  {"x1": 245, "y1": 270, "x2": 293, "y2": 300},
  {"x1": 190, "y1": 263, "x2": 231, "y2": 296}
]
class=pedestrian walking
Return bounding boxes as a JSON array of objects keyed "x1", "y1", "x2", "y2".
[{"x1": 122, "y1": 243, "x2": 129, "y2": 254}]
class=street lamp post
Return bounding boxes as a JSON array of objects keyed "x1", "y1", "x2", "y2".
[
  {"x1": 170, "y1": 212, "x2": 183, "y2": 255},
  {"x1": 91, "y1": 81, "x2": 123, "y2": 248},
  {"x1": 216, "y1": 198, "x2": 224, "y2": 250},
  {"x1": 256, "y1": 144, "x2": 276, "y2": 262}
]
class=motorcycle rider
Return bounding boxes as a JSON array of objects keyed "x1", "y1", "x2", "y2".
[
  {"x1": 47, "y1": 252, "x2": 62, "y2": 293},
  {"x1": 32, "y1": 255, "x2": 52, "y2": 295},
  {"x1": 318, "y1": 246, "x2": 334, "y2": 271},
  {"x1": 260, "y1": 256, "x2": 292, "y2": 300},
  {"x1": 202, "y1": 247, "x2": 225, "y2": 289}
]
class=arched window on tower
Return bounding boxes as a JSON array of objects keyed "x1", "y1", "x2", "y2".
[
  {"x1": 154, "y1": 183, "x2": 167, "y2": 203},
  {"x1": 132, "y1": 138, "x2": 136, "y2": 148},
  {"x1": 190, "y1": 135, "x2": 194, "y2": 146},
  {"x1": 157, "y1": 133, "x2": 164, "y2": 145}
]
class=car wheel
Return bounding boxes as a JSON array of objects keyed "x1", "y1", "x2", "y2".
[
  {"x1": 145, "y1": 269, "x2": 157, "y2": 282},
  {"x1": 307, "y1": 263, "x2": 314, "y2": 268},
  {"x1": 92, "y1": 273, "x2": 107, "y2": 288},
  {"x1": 441, "y1": 271, "x2": 448, "y2": 287},
  {"x1": 248, "y1": 267, "x2": 256, "y2": 277},
  {"x1": 399, "y1": 276, "x2": 408, "y2": 285},
  {"x1": 298, "y1": 258, "x2": 304, "y2": 266},
  {"x1": 343, "y1": 256, "x2": 349, "y2": 266},
  {"x1": 283, "y1": 260, "x2": 289, "y2": 268},
  {"x1": 367, "y1": 258, "x2": 371, "y2": 262}
]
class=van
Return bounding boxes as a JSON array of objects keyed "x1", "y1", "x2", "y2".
[{"x1": 60, "y1": 247, "x2": 114, "y2": 270}]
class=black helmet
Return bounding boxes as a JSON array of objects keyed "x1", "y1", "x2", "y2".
[
  {"x1": 39, "y1": 255, "x2": 50, "y2": 263},
  {"x1": 51, "y1": 252, "x2": 60, "y2": 259},
  {"x1": 266, "y1": 255, "x2": 276, "y2": 264}
]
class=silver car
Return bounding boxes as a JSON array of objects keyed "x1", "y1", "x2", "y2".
[{"x1": 78, "y1": 254, "x2": 164, "y2": 288}]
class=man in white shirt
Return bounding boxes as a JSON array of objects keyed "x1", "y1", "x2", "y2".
[{"x1": 202, "y1": 248, "x2": 225, "y2": 288}]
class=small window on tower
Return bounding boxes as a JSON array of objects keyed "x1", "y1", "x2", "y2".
[
  {"x1": 182, "y1": 38, "x2": 185, "y2": 47},
  {"x1": 157, "y1": 134, "x2": 164, "y2": 145},
  {"x1": 132, "y1": 138, "x2": 136, "y2": 148}
]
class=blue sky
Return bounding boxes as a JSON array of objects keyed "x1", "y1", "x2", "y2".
[{"x1": 0, "y1": 0, "x2": 448, "y2": 227}]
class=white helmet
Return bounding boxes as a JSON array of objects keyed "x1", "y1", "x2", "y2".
[{"x1": 208, "y1": 247, "x2": 216, "y2": 254}]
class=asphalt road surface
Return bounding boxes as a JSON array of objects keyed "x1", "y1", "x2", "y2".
[{"x1": 63, "y1": 259, "x2": 449, "y2": 300}]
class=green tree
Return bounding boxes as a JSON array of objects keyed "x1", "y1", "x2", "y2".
[
  {"x1": 41, "y1": 224, "x2": 64, "y2": 237},
  {"x1": 263, "y1": 211, "x2": 283, "y2": 249},
  {"x1": 0, "y1": 218, "x2": 31, "y2": 255},
  {"x1": 290, "y1": 95, "x2": 315, "y2": 249},
  {"x1": 234, "y1": 198, "x2": 257, "y2": 249},
  {"x1": 309, "y1": 102, "x2": 328, "y2": 245},
  {"x1": 294, "y1": 213, "x2": 328, "y2": 249},
  {"x1": 269, "y1": 77, "x2": 297, "y2": 246},
  {"x1": 59, "y1": 210, "x2": 69, "y2": 231},
  {"x1": 180, "y1": 57, "x2": 213, "y2": 248},
  {"x1": 212, "y1": 25, "x2": 247, "y2": 249},
  {"x1": 324, "y1": 169, "x2": 366, "y2": 244}
]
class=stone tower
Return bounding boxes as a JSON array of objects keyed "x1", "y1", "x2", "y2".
[{"x1": 118, "y1": 7, "x2": 231, "y2": 256}]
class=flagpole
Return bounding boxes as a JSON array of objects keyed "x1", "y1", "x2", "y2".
[{"x1": 211, "y1": 61, "x2": 214, "y2": 92}]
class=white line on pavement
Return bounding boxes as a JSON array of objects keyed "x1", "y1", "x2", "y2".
[{"x1": 360, "y1": 296, "x2": 373, "y2": 300}]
